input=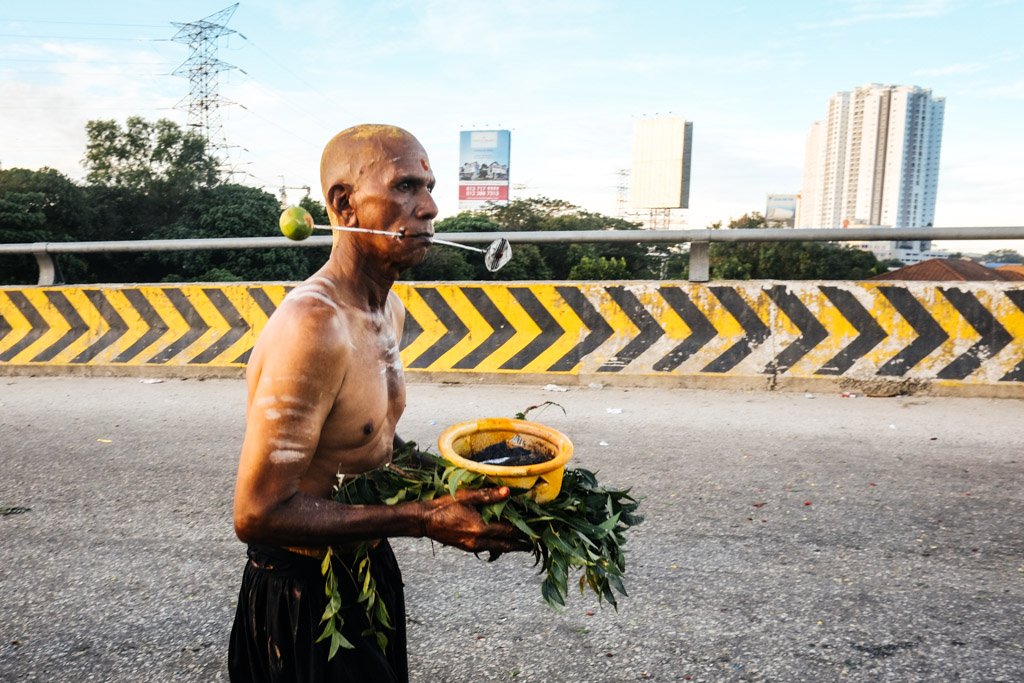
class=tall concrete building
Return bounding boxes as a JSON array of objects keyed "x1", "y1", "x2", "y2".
[{"x1": 797, "y1": 84, "x2": 945, "y2": 230}]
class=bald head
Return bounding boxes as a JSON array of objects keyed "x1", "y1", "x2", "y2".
[{"x1": 320, "y1": 124, "x2": 428, "y2": 223}]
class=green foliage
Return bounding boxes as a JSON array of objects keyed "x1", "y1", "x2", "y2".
[
  {"x1": 0, "y1": 168, "x2": 93, "y2": 284},
  {"x1": 568, "y1": 255, "x2": 630, "y2": 280},
  {"x1": 708, "y1": 213, "x2": 891, "y2": 280},
  {"x1": 401, "y1": 245, "x2": 477, "y2": 281},
  {"x1": 0, "y1": 192, "x2": 47, "y2": 237},
  {"x1": 402, "y1": 199, "x2": 654, "y2": 281},
  {"x1": 662, "y1": 246, "x2": 690, "y2": 280},
  {"x1": 153, "y1": 184, "x2": 312, "y2": 282},
  {"x1": 316, "y1": 548, "x2": 356, "y2": 658},
  {"x1": 83, "y1": 116, "x2": 219, "y2": 192},
  {"x1": 434, "y1": 212, "x2": 502, "y2": 234},
  {"x1": 980, "y1": 248, "x2": 1023, "y2": 264},
  {"x1": 318, "y1": 440, "x2": 643, "y2": 660}
]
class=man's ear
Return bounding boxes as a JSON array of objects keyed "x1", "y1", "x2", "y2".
[{"x1": 328, "y1": 184, "x2": 357, "y2": 227}]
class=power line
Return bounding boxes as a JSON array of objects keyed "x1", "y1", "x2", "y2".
[
  {"x1": 6, "y1": 70, "x2": 169, "y2": 75},
  {"x1": 0, "y1": 19, "x2": 166, "y2": 28},
  {"x1": 0, "y1": 33, "x2": 161, "y2": 41},
  {"x1": 0, "y1": 57, "x2": 166, "y2": 64}
]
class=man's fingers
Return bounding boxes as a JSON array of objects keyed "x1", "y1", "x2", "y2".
[
  {"x1": 456, "y1": 486, "x2": 511, "y2": 504},
  {"x1": 477, "y1": 531, "x2": 533, "y2": 554}
]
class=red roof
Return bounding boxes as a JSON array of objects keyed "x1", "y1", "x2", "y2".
[
  {"x1": 868, "y1": 259, "x2": 1024, "y2": 282},
  {"x1": 995, "y1": 264, "x2": 1024, "y2": 277}
]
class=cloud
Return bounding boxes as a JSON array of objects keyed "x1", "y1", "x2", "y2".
[
  {"x1": 418, "y1": 0, "x2": 598, "y2": 57},
  {"x1": 799, "y1": 0, "x2": 960, "y2": 29},
  {"x1": 912, "y1": 62, "x2": 988, "y2": 77},
  {"x1": 912, "y1": 50, "x2": 1018, "y2": 78},
  {"x1": 975, "y1": 78, "x2": 1024, "y2": 100},
  {"x1": 0, "y1": 38, "x2": 182, "y2": 176}
]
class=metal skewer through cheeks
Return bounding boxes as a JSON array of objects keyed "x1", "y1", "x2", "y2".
[{"x1": 279, "y1": 206, "x2": 512, "y2": 272}]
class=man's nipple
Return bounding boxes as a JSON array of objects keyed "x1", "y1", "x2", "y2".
[{"x1": 363, "y1": 422, "x2": 374, "y2": 436}]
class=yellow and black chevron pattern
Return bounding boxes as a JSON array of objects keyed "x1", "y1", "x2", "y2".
[
  {"x1": 0, "y1": 285, "x2": 291, "y2": 367},
  {"x1": 394, "y1": 282, "x2": 1024, "y2": 384},
  {"x1": 2, "y1": 282, "x2": 1023, "y2": 385}
]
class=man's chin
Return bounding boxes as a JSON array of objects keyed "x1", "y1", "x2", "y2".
[{"x1": 396, "y1": 243, "x2": 430, "y2": 270}]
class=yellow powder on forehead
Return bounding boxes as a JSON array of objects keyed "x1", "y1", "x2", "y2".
[
  {"x1": 339, "y1": 123, "x2": 410, "y2": 140},
  {"x1": 320, "y1": 124, "x2": 425, "y2": 207}
]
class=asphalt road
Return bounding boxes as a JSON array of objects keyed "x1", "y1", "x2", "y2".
[{"x1": 0, "y1": 377, "x2": 1021, "y2": 682}]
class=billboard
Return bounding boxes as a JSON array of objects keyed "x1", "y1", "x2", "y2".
[
  {"x1": 458, "y1": 130, "x2": 510, "y2": 210},
  {"x1": 630, "y1": 117, "x2": 692, "y2": 210},
  {"x1": 766, "y1": 194, "x2": 797, "y2": 227}
]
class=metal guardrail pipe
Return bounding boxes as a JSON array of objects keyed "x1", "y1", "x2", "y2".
[
  {"x1": 455, "y1": 226, "x2": 1024, "y2": 244},
  {"x1": 0, "y1": 237, "x2": 333, "y2": 285},
  {"x1": 0, "y1": 236, "x2": 334, "y2": 255},
  {"x1": 2, "y1": 227, "x2": 1023, "y2": 286}
]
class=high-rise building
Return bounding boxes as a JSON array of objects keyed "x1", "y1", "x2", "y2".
[
  {"x1": 797, "y1": 84, "x2": 944, "y2": 230},
  {"x1": 630, "y1": 116, "x2": 692, "y2": 210}
]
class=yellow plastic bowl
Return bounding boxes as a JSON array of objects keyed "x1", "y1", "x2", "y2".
[{"x1": 437, "y1": 418, "x2": 574, "y2": 503}]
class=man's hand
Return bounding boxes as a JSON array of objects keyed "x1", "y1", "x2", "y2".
[{"x1": 420, "y1": 487, "x2": 532, "y2": 553}]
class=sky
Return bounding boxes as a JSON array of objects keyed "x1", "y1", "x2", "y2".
[{"x1": 1, "y1": 0, "x2": 1022, "y2": 255}]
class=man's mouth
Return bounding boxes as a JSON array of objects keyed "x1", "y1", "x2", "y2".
[{"x1": 397, "y1": 228, "x2": 434, "y2": 242}]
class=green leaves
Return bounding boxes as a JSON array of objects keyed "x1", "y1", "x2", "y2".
[
  {"x1": 708, "y1": 212, "x2": 892, "y2": 280},
  {"x1": 317, "y1": 541, "x2": 393, "y2": 661},
  {"x1": 316, "y1": 439, "x2": 643, "y2": 663},
  {"x1": 317, "y1": 548, "x2": 355, "y2": 658},
  {"x1": 443, "y1": 467, "x2": 479, "y2": 499},
  {"x1": 83, "y1": 116, "x2": 219, "y2": 191},
  {"x1": 508, "y1": 468, "x2": 642, "y2": 612},
  {"x1": 324, "y1": 439, "x2": 643, "y2": 655}
]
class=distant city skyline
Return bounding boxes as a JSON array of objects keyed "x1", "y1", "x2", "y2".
[{"x1": 1, "y1": 1, "x2": 1022, "y2": 255}]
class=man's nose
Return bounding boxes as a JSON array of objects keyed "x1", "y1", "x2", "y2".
[{"x1": 417, "y1": 190, "x2": 438, "y2": 221}]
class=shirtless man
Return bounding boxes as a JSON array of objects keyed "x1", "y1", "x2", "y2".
[{"x1": 229, "y1": 124, "x2": 527, "y2": 682}]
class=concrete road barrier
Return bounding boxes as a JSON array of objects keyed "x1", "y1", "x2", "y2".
[{"x1": 2, "y1": 280, "x2": 1023, "y2": 397}]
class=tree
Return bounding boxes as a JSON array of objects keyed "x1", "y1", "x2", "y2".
[
  {"x1": 401, "y1": 246, "x2": 477, "y2": 281},
  {"x1": 480, "y1": 198, "x2": 653, "y2": 280},
  {"x1": 0, "y1": 167, "x2": 92, "y2": 284},
  {"x1": 153, "y1": 184, "x2": 311, "y2": 282},
  {"x1": 77, "y1": 118, "x2": 222, "y2": 250},
  {"x1": 568, "y1": 256, "x2": 631, "y2": 280},
  {"x1": 708, "y1": 213, "x2": 891, "y2": 280},
  {"x1": 980, "y1": 248, "x2": 1023, "y2": 264},
  {"x1": 662, "y1": 246, "x2": 690, "y2": 280},
  {"x1": 83, "y1": 116, "x2": 219, "y2": 192}
]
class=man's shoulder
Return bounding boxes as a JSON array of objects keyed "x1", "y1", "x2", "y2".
[
  {"x1": 256, "y1": 281, "x2": 355, "y2": 356},
  {"x1": 387, "y1": 289, "x2": 406, "y2": 316},
  {"x1": 283, "y1": 277, "x2": 351, "y2": 318}
]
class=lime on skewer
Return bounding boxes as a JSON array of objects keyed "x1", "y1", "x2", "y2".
[{"x1": 280, "y1": 206, "x2": 315, "y2": 241}]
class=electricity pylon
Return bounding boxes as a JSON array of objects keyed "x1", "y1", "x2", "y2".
[{"x1": 171, "y1": 3, "x2": 241, "y2": 180}]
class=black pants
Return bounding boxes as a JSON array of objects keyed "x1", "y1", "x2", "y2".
[{"x1": 228, "y1": 542, "x2": 407, "y2": 683}]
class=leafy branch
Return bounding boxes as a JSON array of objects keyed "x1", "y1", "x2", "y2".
[{"x1": 317, "y1": 441, "x2": 643, "y2": 659}]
